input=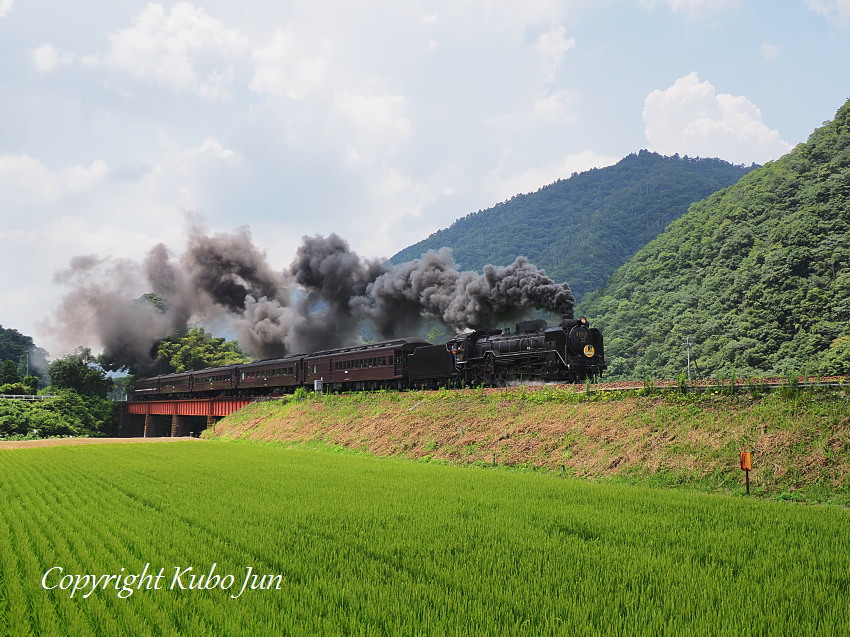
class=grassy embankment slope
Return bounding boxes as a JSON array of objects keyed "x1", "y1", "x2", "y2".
[{"x1": 204, "y1": 384, "x2": 850, "y2": 505}]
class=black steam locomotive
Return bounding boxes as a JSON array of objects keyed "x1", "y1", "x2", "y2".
[{"x1": 132, "y1": 316, "x2": 604, "y2": 400}]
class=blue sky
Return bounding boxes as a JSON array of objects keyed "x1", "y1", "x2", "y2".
[{"x1": 1, "y1": 0, "x2": 848, "y2": 354}]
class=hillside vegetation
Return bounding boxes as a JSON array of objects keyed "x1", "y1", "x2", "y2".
[
  {"x1": 580, "y1": 99, "x2": 850, "y2": 380},
  {"x1": 392, "y1": 151, "x2": 752, "y2": 300},
  {"x1": 205, "y1": 385, "x2": 850, "y2": 505}
]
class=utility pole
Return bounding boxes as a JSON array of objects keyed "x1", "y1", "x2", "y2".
[{"x1": 683, "y1": 337, "x2": 694, "y2": 381}]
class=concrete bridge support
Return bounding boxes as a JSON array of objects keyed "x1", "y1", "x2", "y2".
[
  {"x1": 144, "y1": 413, "x2": 155, "y2": 437},
  {"x1": 118, "y1": 404, "x2": 146, "y2": 437},
  {"x1": 171, "y1": 414, "x2": 190, "y2": 437},
  {"x1": 206, "y1": 415, "x2": 221, "y2": 432},
  {"x1": 142, "y1": 414, "x2": 172, "y2": 437}
]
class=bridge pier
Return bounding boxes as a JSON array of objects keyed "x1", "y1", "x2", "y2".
[
  {"x1": 143, "y1": 414, "x2": 173, "y2": 437},
  {"x1": 144, "y1": 413, "x2": 155, "y2": 437},
  {"x1": 118, "y1": 404, "x2": 145, "y2": 437}
]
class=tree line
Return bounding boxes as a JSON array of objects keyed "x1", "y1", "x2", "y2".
[{"x1": 0, "y1": 323, "x2": 246, "y2": 440}]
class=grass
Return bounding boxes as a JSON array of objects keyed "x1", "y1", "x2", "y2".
[
  {"x1": 1, "y1": 441, "x2": 849, "y2": 635},
  {"x1": 206, "y1": 386, "x2": 850, "y2": 505}
]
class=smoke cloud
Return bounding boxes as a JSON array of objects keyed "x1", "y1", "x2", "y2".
[
  {"x1": 353, "y1": 248, "x2": 575, "y2": 336},
  {"x1": 50, "y1": 226, "x2": 574, "y2": 372}
]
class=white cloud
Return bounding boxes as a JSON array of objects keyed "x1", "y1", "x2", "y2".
[
  {"x1": 652, "y1": 0, "x2": 741, "y2": 19},
  {"x1": 484, "y1": 150, "x2": 619, "y2": 203},
  {"x1": 0, "y1": 155, "x2": 108, "y2": 202},
  {"x1": 760, "y1": 42, "x2": 781, "y2": 62},
  {"x1": 535, "y1": 25, "x2": 576, "y2": 84},
  {"x1": 0, "y1": 0, "x2": 11, "y2": 19},
  {"x1": 532, "y1": 89, "x2": 578, "y2": 123},
  {"x1": 133, "y1": 138, "x2": 241, "y2": 214},
  {"x1": 33, "y1": 44, "x2": 74, "y2": 74},
  {"x1": 250, "y1": 28, "x2": 334, "y2": 99},
  {"x1": 359, "y1": 166, "x2": 439, "y2": 254},
  {"x1": 0, "y1": 140, "x2": 235, "y2": 235},
  {"x1": 335, "y1": 93, "x2": 414, "y2": 165},
  {"x1": 643, "y1": 72, "x2": 792, "y2": 165},
  {"x1": 95, "y1": 2, "x2": 248, "y2": 99},
  {"x1": 805, "y1": 0, "x2": 850, "y2": 24}
]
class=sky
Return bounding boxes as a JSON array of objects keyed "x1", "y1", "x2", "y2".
[{"x1": 1, "y1": 0, "x2": 849, "y2": 356}]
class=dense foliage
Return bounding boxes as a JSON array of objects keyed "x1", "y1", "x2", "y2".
[
  {"x1": 580, "y1": 100, "x2": 850, "y2": 380},
  {"x1": 0, "y1": 391, "x2": 117, "y2": 438},
  {"x1": 154, "y1": 327, "x2": 249, "y2": 373},
  {"x1": 47, "y1": 348, "x2": 112, "y2": 398},
  {"x1": 0, "y1": 334, "x2": 118, "y2": 438},
  {"x1": 0, "y1": 325, "x2": 48, "y2": 383},
  {"x1": 392, "y1": 152, "x2": 753, "y2": 300}
]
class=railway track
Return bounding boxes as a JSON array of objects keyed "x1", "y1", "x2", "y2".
[{"x1": 480, "y1": 375, "x2": 850, "y2": 396}]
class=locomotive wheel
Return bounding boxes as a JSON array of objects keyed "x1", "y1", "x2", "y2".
[
  {"x1": 493, "y1": 369, "x2": 509, "y2": 387},
  {"x1": 562, "y1": 370, "x2": 580, "y2": 383}
]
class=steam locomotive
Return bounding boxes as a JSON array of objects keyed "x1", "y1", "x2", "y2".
[{"x1": 132, "y1": 316, "x2": 604, "y2": 400}]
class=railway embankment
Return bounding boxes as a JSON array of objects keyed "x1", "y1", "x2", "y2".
[{"x1": 204, "y1": 383, "x2": 850, "y2": 504}]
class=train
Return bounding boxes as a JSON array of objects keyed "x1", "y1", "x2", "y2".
[{"x1": 132, "y1": 316, "x2": 605, "y2": 400}]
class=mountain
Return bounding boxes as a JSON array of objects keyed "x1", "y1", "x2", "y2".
[
  {"x1": 391, "y1": 151, "x2": 754, "y2": 301},
  {"x1": 579, "y1": 99, "x2": 850, "y2": 380}
]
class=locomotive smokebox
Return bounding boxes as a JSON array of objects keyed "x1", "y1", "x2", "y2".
[{"x1": 560, "y1": 315, "x2": 588, "y2": 330}]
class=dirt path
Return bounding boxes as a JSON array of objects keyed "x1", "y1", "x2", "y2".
[{"x1": 0, "y1": 437, "x2": 203, "y2": 449}]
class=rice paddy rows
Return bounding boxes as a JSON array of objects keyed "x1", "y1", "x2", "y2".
[{"x1": 1, "y1": 441, "x2": 848, "y2": 635}]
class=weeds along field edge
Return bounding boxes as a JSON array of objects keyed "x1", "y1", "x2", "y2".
[
  {"x1": 1, "y1": 441, "x2": 849, "y2": 636},
  {"x1": 208, "y1": 387, "x2": 850, "y2": 505}
]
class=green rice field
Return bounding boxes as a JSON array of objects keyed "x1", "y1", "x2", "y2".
[{"x1": 1, "y1": 440, "x2": 848, "y2": 636}]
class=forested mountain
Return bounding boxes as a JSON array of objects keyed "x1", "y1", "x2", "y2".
[
  {"x1": 392, "y1": 151, "x2": 754, "y2": 300},
  {"x1": 579, "y1": 99, "x2": 850, "y2": 381}
]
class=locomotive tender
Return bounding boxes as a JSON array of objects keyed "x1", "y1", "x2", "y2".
[{"x1": 132, "y1": 316, "x2": 604, "y2": 400}]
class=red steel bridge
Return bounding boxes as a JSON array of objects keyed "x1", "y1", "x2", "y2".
[{"x1": 120, "y1": 398, "x2": 254, "y2": 437}]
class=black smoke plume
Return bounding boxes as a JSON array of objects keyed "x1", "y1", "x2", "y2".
[
  {"x1": 50, "y1": 227, "x2": 574, "y2": 372},
  {"x1": 352, "y1": 248, "x2": 575, "y2": 336}
]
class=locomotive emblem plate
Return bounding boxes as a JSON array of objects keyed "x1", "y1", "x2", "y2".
[{"x1": 583, "y1": 345, "x2": 595, "y2": 357}]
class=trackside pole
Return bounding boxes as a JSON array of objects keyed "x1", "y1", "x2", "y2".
[{"x1": 740, "y1": 452, "x2": 752, "y2": 495}]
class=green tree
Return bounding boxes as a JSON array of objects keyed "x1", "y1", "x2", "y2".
[
  {"x1": 0, "y1": 391, "x2": 117, "y2": 438},
  {"x1": 0, "y1": 325, "x2": 34, "y2": 362},
  {"x1": 0, "y1": 360, "x2": 20, "y2": 385},
  {"x1": 0, "y1": 375, "x2": 38, "y2": 395},
  {"x1": 155, "y1": 327, "x2": 249, "y2": 373},
  {"x1": 0, "y1": 325, "x2": 49, "y2": 381},
  {"x1": 0, "y1": 383, "x2": 28, "y2": 395},
  {"x1": 819, "y1": 336, "x2": 850, "y2": 375},
  {"x1": 47, "y1": 348, "x2": 111, "y2": 398},
  {"x1": 22, "y1": 376, "x2": 39, "y2": 394}
]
